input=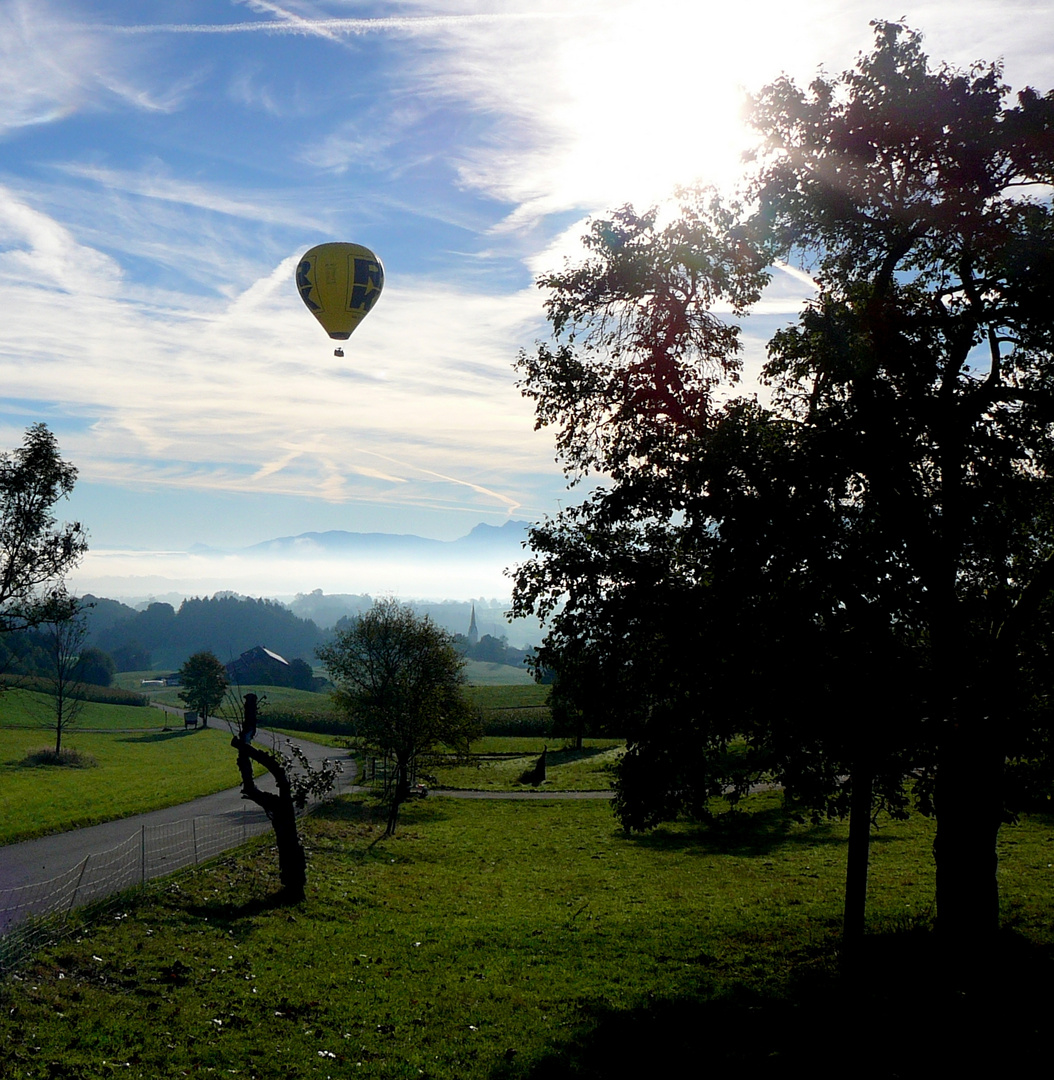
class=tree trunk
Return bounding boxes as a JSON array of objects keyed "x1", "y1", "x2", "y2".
[
  {"x1": 934, "y1": 723, "x2": 1001, "y2": 953},
  {"x1": 231, "y1": 699, "x2": 306, "y2": 902},
  {"x1": 842, "y1": 765, "x2": 873, "y2": 964},
  {"x1": 386, "y1": 759, "x2": 410, "y2": 837}
]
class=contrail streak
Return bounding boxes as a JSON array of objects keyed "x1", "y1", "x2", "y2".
[
  {"x1": 75, "y1": 14, "x2": 567, "y2": 37},
  {"x1": 358, "y1": 447, "x2": 522, "y2": 515}
]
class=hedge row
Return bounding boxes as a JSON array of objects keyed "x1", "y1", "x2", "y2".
[
  {"x1": 258, "y1": 708, "x2": 355, "y2": 737},
  {"x1": 0, "y1": 675, "x2": 149, "y2": 708}
]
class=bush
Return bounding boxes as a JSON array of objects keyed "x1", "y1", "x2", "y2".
[
  {"x1": 20, "y1": 747, "x2": 98, "y2": 768},
  {"x1": 259, "y1": 708, "x2": 355, "y2": 737},
  {"x1": 480, "y1": 706, "x2": 552, "y2": 737}
]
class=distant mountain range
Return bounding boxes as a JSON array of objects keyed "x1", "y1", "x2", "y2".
[
  {"x1": 72, "y1": 521, "x2": 548, "y2": 669},
  {"x1": 241, "y1": 519, "x2": 532, "y2": 558}
]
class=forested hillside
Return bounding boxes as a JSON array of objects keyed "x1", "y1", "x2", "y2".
[{"x1": 87, "y1": 594, "x2": 326, "y2": 671}]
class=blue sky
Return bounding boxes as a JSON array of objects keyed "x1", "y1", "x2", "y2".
[{"x1": 2, "y1": 0, "x2": 1051, "y2": 601}]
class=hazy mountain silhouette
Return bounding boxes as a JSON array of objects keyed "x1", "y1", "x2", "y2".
[{"x1": 244, "y1": 519, "x2": 531, "y2": 557}]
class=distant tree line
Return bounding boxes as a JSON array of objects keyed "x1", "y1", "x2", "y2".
[
  {"x1": 0, "y1": 625, "x2": 115, "y2": 686},
  {"x1": 449, "y1": 632, "x2": 531, "y2": 669},
  {"x1": 2, "y1": 590, "x2": 538, "y2": 683},
  {"x1": 86, "y1": 593, "x2": 328, "y2": 672}
]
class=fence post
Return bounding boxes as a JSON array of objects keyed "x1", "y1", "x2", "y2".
[
  {"x1": 141, "y1": 827, "x2": 146, "y2": 885},
  {"x1": 193, "y1": 817, "x2": 198, "y2": 864},
  {"x1": 68, "y1": 857, "x2": 90, "y2": 914}
]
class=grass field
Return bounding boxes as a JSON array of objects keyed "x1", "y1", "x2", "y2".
[
  {"x1": 146, "y1": 684, "x2": 343, "y2": 715},
  {"x1": 429, "y1": 743, "x2": 624, "y2": 790},
  {"x1": 462, "y1": 660, "x2": 535, "y2": 685},
  {"x1": 1, "y1": 791, "x2": 1052, "y2": 1077},
  {"x1": 0, "y1": 723, "x2": 246, "y2": 846},
  {"x1": 0, "y1": 690, "x2": 259, "y2": 845},
  {"x1": 0, "y1": 690, "x2": 162, "y2": 732}
]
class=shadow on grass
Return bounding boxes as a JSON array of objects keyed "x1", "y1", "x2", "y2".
[
  {"x1": 116, "y1": 728, "x2": 202, "y2": 744},
  {"x1": 628, "y1": 805, "x2": 843, "y2": 858},
  {"x1": 310, "y1": 794, "x2": 454, "y2": 829},
  {"x1": 492, "y1": 929, "x2": 1054, "y2": 1079},
  {"x1": 474, "y1": 746, "x2": 616, "y2": 764},
  {"x1": 182, "y1": 891, "x2": 296, "y2": 925}
]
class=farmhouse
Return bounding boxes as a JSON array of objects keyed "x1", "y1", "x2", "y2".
[
  {"x1": 226, "y1": 645, "x2": 290, "y2": 684},
  {"x1": 226, "y1": 645, "x2": 318, "y2": 690}
]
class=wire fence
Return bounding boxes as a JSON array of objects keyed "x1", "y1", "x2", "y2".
[
  {"x1": 0, "y1": 759, "x2": 355, "y2": 975},
  {"x1": 0, "y1": 807, "x2": 273, "y2": 973}
]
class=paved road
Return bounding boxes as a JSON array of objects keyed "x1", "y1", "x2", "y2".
[
  {"x1": 0, "y1": 730, "x2": 612, "y2": 909},
  {"x1": 0, "y1": 730, "x2": 354, "y2": 897}
]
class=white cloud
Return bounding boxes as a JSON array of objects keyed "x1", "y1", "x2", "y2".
[
  {"x1": 0, "y1": 0, "x2": 206, "y2": 134},
  {"x1": 68, "y1": 546, "x2": 521, "y2": 604},
  {"x1": 0, "y1": 188, "x2": 553, "y2": 521},
  {"x1": 54, "y1": 162, "x2": 326, "y2": 228},
  {"x1": 0, "y1": 0, "x2": 101, "y2": 132}
]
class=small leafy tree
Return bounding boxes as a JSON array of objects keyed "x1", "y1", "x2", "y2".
[
  {"x1": 40, "y1": 590, "x2": 89, "y2": 756},
  {"x1": 0, "y1": 424, "x2": 86, "y2": 635},
  {"x1": 178, "y1": 650, "x2": 228, "y2": 727},
  {"x1": 318, "y1": 598, "x2": 479, "y2": 836}
]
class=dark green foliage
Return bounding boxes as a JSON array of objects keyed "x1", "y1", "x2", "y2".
[
  {"x1": 512, "y1": 22, "x2": 1054, "y2": 948},
  {"x1": 109, "y1": 641, "x2": 151, "y2": 672},
  {"x1": 318, "y1": 598, "x2": 480, "y2": 835},
  {"x1": 77, "y1": 646, "x2": 115, "y2": 687},
  {"x1": 94, "y1": 594, "x2": 325, "y2": 671},
  {"x1": 0, "y1": 628, "x2": 116, "y2": 687},
  {"x1": 178, "y1": 651, "x2": 228, "y2": 725},
  {"x1": 0, "y1": 424, "x2": 86, "y2": 634}
]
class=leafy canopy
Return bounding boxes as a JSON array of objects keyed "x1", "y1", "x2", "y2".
[
  {"x1": 0, "y1": 423, "x2": 87, "y2": 632},
  {"x1": 318, "y1": 598, "x2": 477, "y2": 764},
  {"x1": 512, "y1": 15, "x2": 1054, "y2": 893},
  {"x1": 179, "y1": 650, "x2": 229, "y2": 722}
]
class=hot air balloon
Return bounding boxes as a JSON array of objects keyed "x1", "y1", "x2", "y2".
[{"x1": 296, "y1": 242, "x2": 384, "y2": 348}]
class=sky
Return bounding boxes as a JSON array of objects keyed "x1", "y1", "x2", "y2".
[{"x1": 2, "y1": 0, "x2": 1052, "y2": 604}]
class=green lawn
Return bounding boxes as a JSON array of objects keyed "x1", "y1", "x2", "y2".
[
  {"x1": 0, "y1": 691, "x2": 251, "y2": 845},
  {"x1": 2, "y1": 793, "x2": 1052, "y2": 1077},
  {"x1": 429, "y1": 743, "x2": 624, "y2": 790},
  {"x1": 147, "y1": 684, "x2": 340, "y2": 714},
  {"x1": 0, "y1": 690, "x2": 161, "y2": 732},
  {"x1": 463, "y1": 684, "x2": 549, "y2": 711},
  {"x1": 462, "y1": 660, "x2": 535, "y2": 685}
]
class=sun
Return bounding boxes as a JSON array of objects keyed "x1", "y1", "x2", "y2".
[{"x1": 547, "y1": 0, "x2": 821, "y2": 211}]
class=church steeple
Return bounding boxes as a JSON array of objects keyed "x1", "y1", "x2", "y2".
[{"x1": 467, "y1": 604, "x2": 478, "y2": 646}]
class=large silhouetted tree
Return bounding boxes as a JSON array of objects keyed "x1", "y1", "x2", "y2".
[{"x1": 512, "y1": 22, "x2": 1054, "y2": 958}]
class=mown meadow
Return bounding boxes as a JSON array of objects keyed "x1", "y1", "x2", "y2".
[
  {"x1": 0, "y1": 681, "x2": 563, "y2": 847},
  {"x1": 4, "y1": 677, "x2": 1054, "y2": 1075},
  {"x1": 2, "y1": 788, "x2": 1054, "y2": 1077},
  {"x1": 0, "y1": 690, "x2": 246, "y2": 846}
]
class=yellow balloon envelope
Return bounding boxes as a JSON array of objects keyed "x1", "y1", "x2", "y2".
[{"x1": 296, "y1": 242, "x2": 384, "y2": 340}]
